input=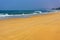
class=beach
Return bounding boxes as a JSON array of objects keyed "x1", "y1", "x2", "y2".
[{"x1": 0, "y1": 12, "x2": 60, "y2": 40}]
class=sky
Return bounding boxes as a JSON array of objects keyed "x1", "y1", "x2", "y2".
[{"x1": 0, "y1": 0, "x2": 60, "y2": 10}]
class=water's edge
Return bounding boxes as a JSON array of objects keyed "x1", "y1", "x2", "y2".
[{"x1": 0, "y1": 10, "x2": 59, "y2": 20}]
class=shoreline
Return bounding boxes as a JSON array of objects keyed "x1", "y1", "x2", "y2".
[{"x1": 0, "y1": 10, "x2": 59, "y2": 20}]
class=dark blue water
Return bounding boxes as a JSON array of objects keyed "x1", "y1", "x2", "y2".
[{"x1": 0, "y1": 9, "x2": 51, "y2": 15}]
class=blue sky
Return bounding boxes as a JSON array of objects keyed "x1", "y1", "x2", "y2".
[{"x1": 0, "y1": 0, "x2": 60, "y2": 10}]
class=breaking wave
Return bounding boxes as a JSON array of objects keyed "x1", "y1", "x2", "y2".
[{"x1": 0, "y1": 11, "x2": 42, "y2": 17}]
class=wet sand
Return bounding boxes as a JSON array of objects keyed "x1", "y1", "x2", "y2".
[{"x1": 0, "y1": 12, "x2": 60, "y2": 40}]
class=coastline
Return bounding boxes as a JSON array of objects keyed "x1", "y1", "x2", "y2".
[
  {"x1": 0, "y1": 11, "x2": 60, "y2": 40},
  {"x1": 0, "y1": 10, "x2": 59, "y2": 20}
]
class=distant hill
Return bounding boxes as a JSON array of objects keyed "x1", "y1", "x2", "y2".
[{"x1": 52, "y1": 7, "x2": 60, "y2": 10}]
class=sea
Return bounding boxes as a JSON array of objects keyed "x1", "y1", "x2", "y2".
[{"x1": 0, "y1": 9, "x2": 53, "y2": 19}]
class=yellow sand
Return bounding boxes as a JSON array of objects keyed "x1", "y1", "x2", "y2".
[{"x1": 0, "y1": 12, "x2": 60, "y2": 40}]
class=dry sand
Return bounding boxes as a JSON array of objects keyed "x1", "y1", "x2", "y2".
[{"x1": 0, "y1": 12, "x2": 60, "y2": 40}]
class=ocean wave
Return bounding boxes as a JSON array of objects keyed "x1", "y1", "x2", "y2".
[
  {"x1": 34, "y1": 11, "x2": 42, "y2": 13},
  {"x1": 0, "y1": 11, "x2": 42, "y2": 17},
  {"x1": 0, "y1": 14, "x2": 26, "y2": 17},
  {"x1": 0, "y1": 13, "x2": 38, "y2": 18},
  {"x1": 0, "y1": 10, "x2": 52, "y2": 18}
]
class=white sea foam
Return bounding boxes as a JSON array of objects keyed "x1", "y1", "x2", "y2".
[
  {"x1": 0, "y1": 14, "x2": 13, "y2": 17},
  {"x1": 0, "y1": 14, "x2": 22, "y2": 17},
  {"x1": 0, "y1": 13, "x2": 36, "y2": 18},
  {"x1": 34, "y1": 11, "x2": 42, "y2": 13}
]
